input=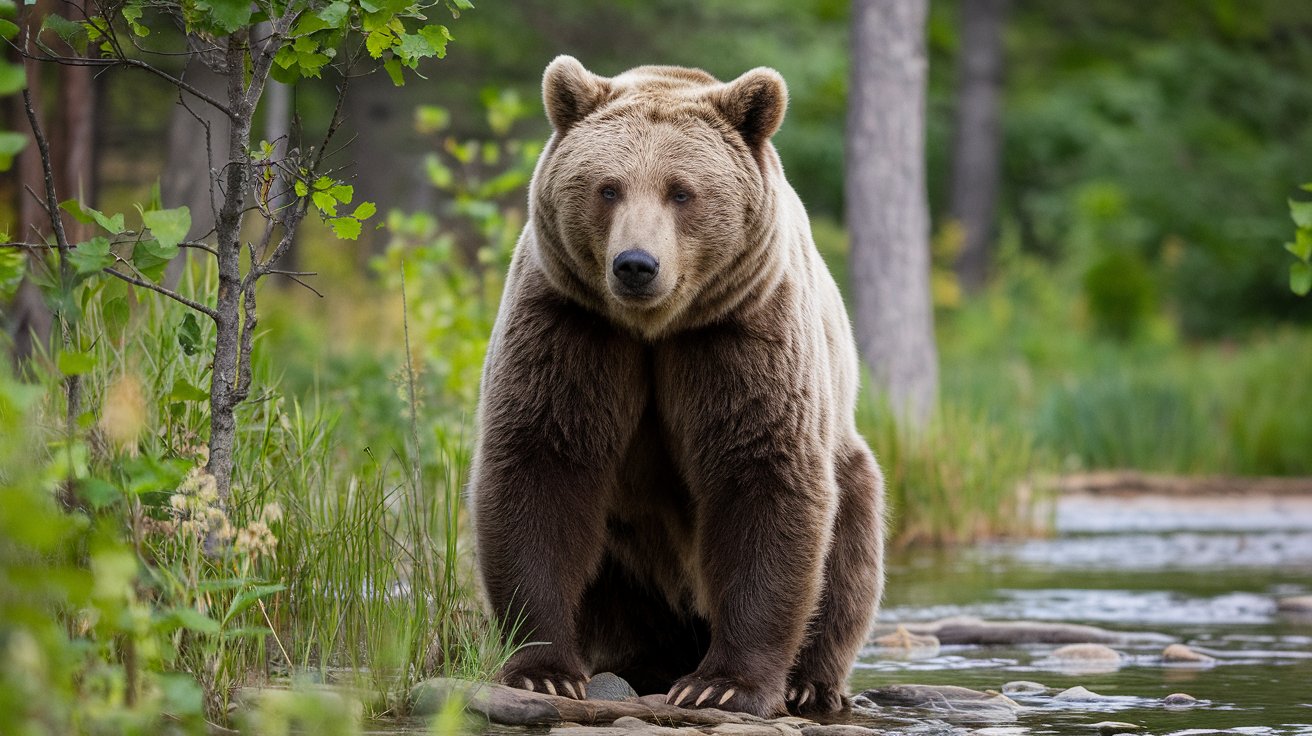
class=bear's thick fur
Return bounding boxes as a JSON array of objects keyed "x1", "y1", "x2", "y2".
[{"x1": 469, "y1": 56, "x2": 885, "y2": 718}]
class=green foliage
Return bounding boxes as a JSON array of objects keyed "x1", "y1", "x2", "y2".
[
  {"x1": 1082, "y1": 250, "x2": 1155, "y2": 340},
  {"x1": 1287, "y1": 184, "x2": 1312, "y2": 296}
]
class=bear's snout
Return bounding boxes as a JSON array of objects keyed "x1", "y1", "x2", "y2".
[{"x1": 612, "y1": 249, "x2": 660, "y2": 290}]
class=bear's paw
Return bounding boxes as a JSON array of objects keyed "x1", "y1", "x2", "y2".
[
  {"x1": 785, "y1": 680, "x2": 847, "y2": 714},
  {"x1": 666, "y1": 673, "x2": 781, "y2": 718}
]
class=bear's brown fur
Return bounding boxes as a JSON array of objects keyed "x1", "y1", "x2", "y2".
[{"x1": 469, "y1": 56, "x2": 885, "y2": 718}]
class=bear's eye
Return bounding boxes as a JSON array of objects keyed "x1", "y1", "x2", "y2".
[
  {"x1": 672, "y1": 191, "x2": 691, "y2": 204},
  {"x1": 601, "y1": 186, "x2": 619, "y2": 201}
]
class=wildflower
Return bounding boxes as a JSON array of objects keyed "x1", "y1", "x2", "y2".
[
  {"x1": 235, "y1": 520, "x2": 278, "y2": 559},
  {"x1": 260, "y1": 502, "x2": 283, "y2": 524},
  {"x1": 101, "y1": 374, "x2": 146, "y2": 453}
]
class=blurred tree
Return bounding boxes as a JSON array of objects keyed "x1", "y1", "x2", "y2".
[
  {"x1": 847, "y1": 0, "x2": 938, "y2": 427},
  {"x1": 948, "y1": 0, "x2": 1007, "y2": 291}
]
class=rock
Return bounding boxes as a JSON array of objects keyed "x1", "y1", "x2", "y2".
[
  {"x1": 1162, "y1": 692, "x2": 1198, "y2": 707},
  {"x1": 1001, "y1": 681, "x2": 1048, "y2": 696},
  {"x1": 1277, "y1": 595, "x2": 1312, "y2": 613},
  {"x1": 872, "y1": 625, "x2": 940, "y2": 653},
  {"x1": 589, "y1": 673, "x2": 639, "y2": 701},
  {"x1": 412, "y1": 678, "x2": 801, "y2": 729},
  {"x1": 1161, "y1": 643, "x2": 1216, "y2": 665},
  {"x1": 1051, "y1": 644, "x2": 1123, "y2": 663},
  {"x1": 1052, "y1": 686, "x2": 1107, "y2": 702},
  {"x1": 800, "y1": 725, "x2": 884, "y2": 736},
  {"x1": 1091, "y1": 722, "x2": 1142, "y2": 734},
  {"x1": 870, "y1": 616, "x2": 1167, "y2": 646},
  {"x1": 856, "y1": 684, "x2": 1019, "y2": 721}
]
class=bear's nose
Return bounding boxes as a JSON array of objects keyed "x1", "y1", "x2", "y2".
[{"x1": 612, "y1": 249, "x2": 659, "y2": 288}]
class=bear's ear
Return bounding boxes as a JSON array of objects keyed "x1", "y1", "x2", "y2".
[
  {"x1": 711, "y1": 67, "x2": 788, "y2": 149},
  {"x1": 543, "y1": 55, "x2": 611, "y2": 133}
]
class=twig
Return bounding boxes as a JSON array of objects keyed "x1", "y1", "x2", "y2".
[
  {"x1": 272, "y1": 272, "x2": 323, "y2": 298},
  {"x1": 104, "y1": 267, "x2": 219, "y2": 319}
]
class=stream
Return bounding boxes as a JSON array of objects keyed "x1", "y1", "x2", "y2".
[{"x1": 849, "y1": 492, "x2": 1312, "y2": 734}]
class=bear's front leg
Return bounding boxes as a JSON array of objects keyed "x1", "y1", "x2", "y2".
[
  {"x1": 655, "y1": 328, "x2": 833, "y2": 718},
  {"x1": 471, "y1": 281, "x2": 647, "y2": 699}
]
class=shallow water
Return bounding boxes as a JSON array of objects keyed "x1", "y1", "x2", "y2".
[{"x1": 849, "y1": 493, "x2": 1312, "y2": 735}]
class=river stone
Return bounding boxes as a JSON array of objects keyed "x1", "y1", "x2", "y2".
[
  {"x1": 1162, "y1": 643, "x2": 1216, "y2": 664},
  {"x1": 799, "y1": 725, "x2": 884, "y2": 736},
  {"x1": 870, "y1": 616, "x2": 1164, "y2": 646},
  {"x1": 1001, "y1": 681, "x2": 1049, "y2": 696},
  {"x1": 1051, "y1": 644, "x2": 1123, "y2": 663},
  {"x1": 856, "y1": 684, "x2": 1019, "y2": 720},
  {"x1": 1163, "y1": 692, "x2": 1198, "y2": 706},
  {"x1": 872, "y1": 625, "x2": 940, "y2": 653},
  {"x1": 411, "y1": 678, "x2": 807, "y2": 729},
  {"x1": 1053, "y1": 686, "x2": 1107, "y2": 702},
  {"x1": 1277, "y1": 596, "x2": 1312, "y2": 613},
  {"x1": 588, "y1": 673, "x2": 639, "y2": 701},
  {"x1": 1091, "y1": 722, "x2": 1142, "y2": 734}
]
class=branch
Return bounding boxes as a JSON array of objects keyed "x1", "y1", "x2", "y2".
[
  {"x1": 269, "y1": 271, "x2": 324, "y2": 298},
  {"x1": 21, "y1": 89, "x2": 72, "y2": 259},
  {"x1": 104, "y1": 268, "x2": 219, "y2": 320},
  {"x1": 12, "y1": 35, "x2": 238, "y2": 120},
  {"x1": 1, "y1": 241, "x2": 219, "y2": 257}
]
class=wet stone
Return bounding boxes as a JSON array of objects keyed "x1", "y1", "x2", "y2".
[
  {"x1": 1001, "y1": 681, "x2": 1049, "y2": 697},
  {"x1": 1091, "y1": 722, "x2": 1143, "y2": 734},
  {"x1": 1053, "y1": 686, "x2": 1108, "y2": 702},
  {"x1": 1277, "y1": 595, "x2": 1312, "y2": 613},
  {"x1": 1161, "y1": 643, "x2": 1216, "y2": 664},
  {"x1": 1162, "y1": 692, "x2": 1198, "y2": 707},
  {"x1": 799, "y1": 725, "x2": 884, "y2": 736},
  {"x1": 856, "y1": 684, "x2": 1019, "y2": 721},
  {"x1": 588, "y1": 673, "x2": 639, "y2": 702},
  {"x1": 1050, "y1": 643, "x2": 1123, "y2": 663}
]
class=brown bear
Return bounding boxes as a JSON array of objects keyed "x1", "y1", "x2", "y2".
[{"x1": 469, "y1": 56, "x2": 885, "y2": 718}]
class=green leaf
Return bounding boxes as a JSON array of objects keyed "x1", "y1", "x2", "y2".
[
  {"x1": 0, "y1": 61, "x2": 25, "y2": 95},
  {"x1": 328, "y1": 183, "x2": 353, "y2": 204},
  {"x1": 294, "y1": 179, "x2": 309, "y2": 197},
  {"x1": 1293, "y1": 261, "x2": 1312, "y2": 296},
  {"x1": 130, "y1": 239, "x2": 177, "y2": 280},
  {"x1": 318, "y1": 1, "x2": 350, "y2": 25},
  {"x1": 142, "y1": 206, "x2": 191, "y2": 249},
  {"x1": 158, "y1": 606, "x2": 221, "y2": 635},
  {"x1": 60, "y1": 200, "x2": 125, "y2": 234},
  {"x1": 222, "y1": 583, "x2": 285, "y2": 626},
  {"x1": 0, "y1": 130, "x2": 26, "y2": 171},
  {"x1": 41, "y1": 14, "x2": 89, "y2": 54},
  {"x1": 418, "y1": 25, "x2": 451, "y2": 59},
  {"x1": 1290, "y1": 199, "x2": 1312, "y2": 229},
  {"x1": 1287, "y1": 229, "x2": 1312, "y2": 262},
  {"x1": 395, "y1": 32, "x2": 435, "y2": 64},
  {"x1": 0, "y1": 18, "x2": 19, "y2": 39},
  {"x1": 67, "y1": 236, "x2": 114, "y2": 276},
  {"x1": 353, "y1": 201, "x2": 377, "y2": 220},
  {"x1": 1301, "y1": 183, "x2": 1312, "y2": 194},
  {"x1": 312, "y1": 190, "x2": 338, "y2": 216},
  {"x1": 329, "y1": 216, "x2": 362, "y2": 240},
  {"x1": 292, "y1": 13, "x2": 329, "y2": 35},
  {"x1": 122, "y1": 5, "x2": 149, "y2": 36},
  {"x1": 0, "y1": 248, "x2": 25, "y2": 300},
  {"x1": 384, "y1": 56, "x2": 404, "y2": 86},
  {"x1": 168, "y1": 378, "x2": 209, "y2": 402},
  {"x1": 77, "y1": 478, "x2": 120, "y2": 510},
  {"x1": 178, "y1": 313, "x2": 203, "y2": 355},
  {"x1": 204, "y1": 0, "x2": 254, "y2": 34},
  {"x1": 57, "y1": 350, "x2": 97, "y2": 375},
  {"x1": 102, "y1": 295, "x2": 129, "y2": 338},
  {"x1": 366, "y1": 29, "x2": 393, "y2": 58}
]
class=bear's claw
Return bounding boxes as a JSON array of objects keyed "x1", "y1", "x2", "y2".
[
  {"x1": 506, "y1": 671, "x2": 589, "y2": 701},
  {"x1": 784, "y1": 680, "x2": 846, "y2": 714},
  {"x1": 666, "y1": 674, "x2": 776, "y2": 717}
]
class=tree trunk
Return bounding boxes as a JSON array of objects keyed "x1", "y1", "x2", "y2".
[
  {"x1": 55, "y1": 63, "x2": 95, "y2": 242},
  {"x1": 846, "y1": 0, "x2": 939, "y2": 427},
  {"x1": 949, "y1": 0, "x2": 1008, "y2": 291}
]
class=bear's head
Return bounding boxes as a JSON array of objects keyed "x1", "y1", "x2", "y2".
[{"x1": 529, "y1": 56, "x2": 789, "y2": 338}]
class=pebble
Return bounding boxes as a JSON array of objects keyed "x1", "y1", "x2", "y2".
[
  {"x1": 1050, "y1": 643, "x2": 1123, "y2": 663},
  {"x1": 1053, "y1": 686, "x2": 1107, "y2": 702},
  {"x1": 872, "y1": 625, "x2": 940, "y2": 652},
  {"x1": 1161, "y1": 643, "x2": 1216, "y2": 664},
  {"x1": 588, "y1": 673, "x2": 639, "y2": 702},
  {"x1": 1163, "y1": 692, "x2": 1198, "y2": 707},
  {"x1": 1091, "y1": 722, "x2": 1142, "y2": 734},
  {"x1": 1001, "y1": 681, "x2": 1048, "y2": 696},
  {"x1": 1277, "y1": 595, "x2": 1312, "y2": 613}
]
